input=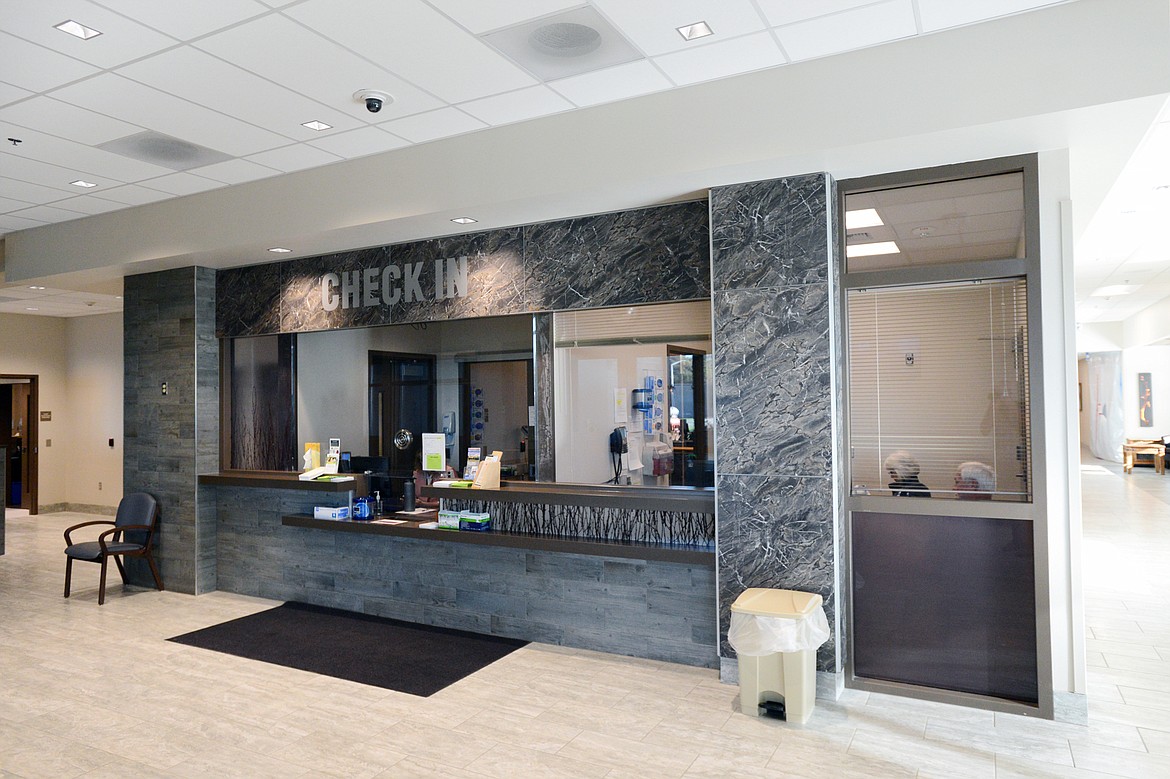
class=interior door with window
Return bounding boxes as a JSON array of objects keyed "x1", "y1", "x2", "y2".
[{"x1": 369, "y1": 352, "x2": 435, "y2": 496}]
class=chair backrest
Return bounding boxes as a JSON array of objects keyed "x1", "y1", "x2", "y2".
[{"x1": 115, "y1": 492, "x2": 159, "y2": 546}]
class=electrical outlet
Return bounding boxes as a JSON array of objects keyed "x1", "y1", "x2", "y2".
[{"x1": 46, "y1": 438, "x2": 52, "y2": 447}]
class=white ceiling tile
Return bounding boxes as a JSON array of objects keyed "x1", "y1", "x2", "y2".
[
  {"x1": 756, "y1": 0, "x2": 875, "y2": 28},
  {"x1": 0, "y1": 152, "x2": 93, "y2": 194},
  {"x1": 50, "y1": 73, "x2": 291, "y2": 157},
  {"x1": 918, "y1": 0, "x2": 1065, "y2": 32},
  {"x1": 0, "y1": 214, "x2": 48, "y2": 231},
  {"x1": 458, "y1": 86, "x2": 573, "y2": 126},
  {"x1": 10, "y1": 204, "x2": 89, "y2": 223},
  {"x1": 306, "y1": 126, "x2": 411, "y2": 159},
  {"x1": 0, "y1": 96, "x2": 143, "y2": 145},
  {"x1": 549, "y1": 60, "x2": 673, "y2": 107},
  {"x1": 190, "y1": 158, "x2": 281, "y2": 185},
  {"x1": 46, "y1": 195, "x2": 129, "y2": 216},
  {"x1": 653, "y1": 31, "x2": 785, "y2": 86},
  {"x1": 775, "y1": 0, "x2": 918, "y2": 62},
  {"x1": 117, "y1": 48, "x2": 362, "y2": 140},
  {"x1": 0, "y1": 80, "x2": 34, "y2": 107},
  {"x1": 380, "y1": 107, "x2": 486, "y2": 144},
  {"x1": 245, "y1": 144, "x2": 342, "y2": 173},
  {"x1": 195, "y1": 14, "x2": 444, "y2": 123},
  {"x1": 286, "y1": 0, "x2": 537, "y2": 103},
  {"x1": 592, "y1": 0, "x2": 768, "y2": 57},
  {"x1": 0, "y1": 31, "x2": 100, "y2": 92},
  {"x1": 0, "y1": 0, "x2": 177, "y2": 69},
  {"x1": 0, "y1": 196, "x2": 34, "y2": 212},
  {"x1": 92, "y1": 183, "x2": 175, "y2": 206},
  {"x1": 90, "y1": 0, "x2": 270, "y2": 39},
  {"x1": 425, "y1": 0, "x2": 581, "y2": 35},
  {"x1": 0, "y1": 176, "x2": 76, "y2": 204},
  {"x1": 138, "y1": 172, "x2": 226, "y2": 197}
]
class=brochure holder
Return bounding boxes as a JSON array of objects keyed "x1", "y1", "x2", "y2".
[{"x1": 471, "y1": 451, "x2": 503, "y2": 490}]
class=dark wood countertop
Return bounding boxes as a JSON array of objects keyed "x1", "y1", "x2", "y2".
[
  {"x1": 282, "y1": 514, "x2": 714, "y2": 564},
  {"x1": 423, "y1": 480, "x2": 714, "y2": 513},
  {"x1": 199, "y1": 471, "x2": 367, "y2": 493}
]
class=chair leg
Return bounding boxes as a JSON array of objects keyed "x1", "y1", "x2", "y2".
[
  {"x1": 64, "y1": 557, "x2": 73, "y2": 598},
  {"x1": 144, "y1": 549, "x2": 165, "y2": 592},
  {"x1": 98, "y1": 555, "x2": 108, "y2": 606},
  {"x1": 113, "y1": 555, "x2": 128, "y2": 584}
]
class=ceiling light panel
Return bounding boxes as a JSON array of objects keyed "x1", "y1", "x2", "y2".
[
  {"x1": 845, "y1": 208, "x2": 884, "y2": 229},
  {"x1": 116, "y1": 48, "x2": 360, "y2": 138},
  {"x1": 846, "y1": 241, "x2": 900, "y2": 257},
  {"x1": 194, "y1": 14, "x2": 444, "y2": 122},
  {"x1": 55, "y1": 20, "x2": 102, "y2": 40},
  {"x1": 51, "y1": 73, "x2": 290, "y2": 158},
  {"x1": 0, "y1": 31, "x2": 99, "y2": 92},
  {"x1": 654, "y1": 32, "x2": 785, "y2": 86},
  {"x1": 70, "y1": 179, "x2": 98, "y2": 188},
  {"x1": 286, "y1": 0, "x2": 536, "y2": 103},
  {"x1": 773, "y1": 0, "x2": 918, "y2": 63},
  {"x1": 594, "y1": 0, "x2": 766, "y2": 56},
  {"x1": 677, "y1": 22, "x2": 714, "y2": 41}
]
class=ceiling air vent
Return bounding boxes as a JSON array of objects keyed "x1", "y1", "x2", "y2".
[
  {"x1": 481, "y1": 6, "x2": 641, "y2": 81},
  {"x1": 98, "y1": 131, "x2": 232, "y2": 171},
  {"x1": 846, "y1": 231, "x2": 872, "y2": 241}
]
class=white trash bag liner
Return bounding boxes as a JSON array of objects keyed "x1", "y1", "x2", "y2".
[{"x1": 728, "y1": 608, "x2": 831, "y2": 656}]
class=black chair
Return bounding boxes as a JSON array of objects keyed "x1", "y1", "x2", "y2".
[{"x1": 64, "y1": 492, "x2": 164, "y2": 605}]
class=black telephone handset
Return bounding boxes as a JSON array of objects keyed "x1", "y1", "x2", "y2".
[{"x1": 609, "y1": 427, "x2": 628, "y2": 454}]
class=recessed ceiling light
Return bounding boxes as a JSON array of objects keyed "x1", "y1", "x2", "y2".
[
  {"x1": 451, "y1": 217, "x2": 477, "y2": 225},
  {"x1": 846, "y1": 241, "x2": 900, "y2": 258},
  {"x1": 70, "y1": 179, "x2": 97, "y2": 188},
  {"x1": 55, "y1": 20, "x2": 102, "y2": 39},
  {"x1": 26, "y1": 307, "x2": 39, "y2": 312},
  {"x1": 676, "y1": 21, "x2": 713, "y2": 41},
  {"x1": 115, "y1": 296, "x2": 123, "y2": 300},
  {"x1": 28, "y1": 285, "x2": 46, "y2": 290},
  {"x1": 1091, "y1": 284, "x2": 1140, "y2": 297},
  {"x1": 845, "y1": 208, "x2": 883, "y2": 229},
  {"x1": 301, "y1": 121, "x2": 332, "y2": 131},
  {"x1": 268, "y1": 247, "x2": 292, "y2": 253}
]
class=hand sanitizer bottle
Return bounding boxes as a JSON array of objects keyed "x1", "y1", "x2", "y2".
[{"x1": 374, "y1": 491, "x2": 383, "y2": 516}]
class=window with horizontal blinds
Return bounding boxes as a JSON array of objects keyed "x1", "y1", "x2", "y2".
[{"x1": 847, "y1": 278, "x2": 1032, "y2": 502}]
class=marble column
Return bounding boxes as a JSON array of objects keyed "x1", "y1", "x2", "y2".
[
  {"x1": 710, "y1": 174, "x2": 844, "y2": 680},
  {"x1": 124, "y1": 267, "x2": 219, "y2": 594}
]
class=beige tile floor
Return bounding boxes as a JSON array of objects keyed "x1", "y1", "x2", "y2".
[{"x1": 1, "y1": 453, "x2": 1168, "y2": 778}]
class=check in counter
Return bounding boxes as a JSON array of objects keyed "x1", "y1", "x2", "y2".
[{"x1": 198, "y1": 471, "x2": 717, "y2": 667}]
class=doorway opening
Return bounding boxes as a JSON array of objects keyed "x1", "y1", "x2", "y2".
[
  {"x1": 368, "y1": 351, "x2": 437, "y2": 501},
  {"x1": 1, "y1": 375, "x2": 39, "y2": 515}
]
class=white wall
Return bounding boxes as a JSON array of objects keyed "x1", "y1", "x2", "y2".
[
  {"x1": 64, "y1": 313, "x2": 123, "y2": 507},
  {"x1": 0, "y1": 312, "x2": 122, "y2": 510},
  {"x1": 1122, "y1": 345, "x2": 1170, "y2": 439}
]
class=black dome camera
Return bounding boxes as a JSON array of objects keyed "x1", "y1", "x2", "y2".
[{"x1": 354, "y1": 90, "x2": 392, "y2": 115}]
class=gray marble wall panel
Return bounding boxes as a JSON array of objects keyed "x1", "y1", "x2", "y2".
[
  {"x1": 194, "y1": 266, "x2": 219, "y2": 594},
  {"x1": 214, "y1": 486, "x2": 717, "y2": 667},
  {"x1": 441, "y1": 498, "x2": 714, "y2": 546},
  {"x1": 217, "y1": 202, "x2": 709, "y2": 337},
  {"x1": 710, "y1": 173, "x2": 842, "y2": 673},
  {"x1": 217, "y1": 263, "x2": 281, "y2": 337},
  {"x1": 525, "y1": 201, "x2": 710, "y2": 312},
  {"x1": 124, "y1": 267, "x2": 218, "y2": 595},
  {"x1": 533, "y1": 313, "x2": 556, "y2": 482}
]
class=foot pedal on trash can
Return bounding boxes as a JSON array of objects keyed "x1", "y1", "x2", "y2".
[{"x1": 759, "y1": 700, "x2": 787, "y2": 720}]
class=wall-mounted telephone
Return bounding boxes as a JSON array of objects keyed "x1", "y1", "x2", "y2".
[{"x1": 609, "y1": 426, "x2": 628, "y2": 484}]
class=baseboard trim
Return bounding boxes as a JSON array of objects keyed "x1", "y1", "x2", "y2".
[{"x1": 40, "y1": 502, "x2": 118, "y2": 516}]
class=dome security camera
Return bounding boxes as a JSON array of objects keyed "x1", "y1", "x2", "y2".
[{"x1": 353, "y1": 89, "x2": 393, "y2": 114}]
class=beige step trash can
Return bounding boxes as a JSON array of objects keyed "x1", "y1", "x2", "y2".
[{"x1": 729, "y1": 588, "x2": 831, "y2": 724}]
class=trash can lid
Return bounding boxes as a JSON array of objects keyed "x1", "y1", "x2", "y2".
[{"x1": 730, "y1": 588, "x2": 823, "y2": 618}]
